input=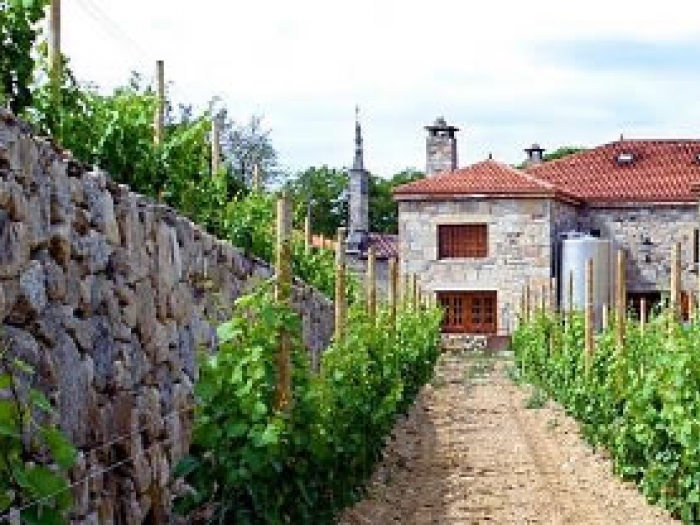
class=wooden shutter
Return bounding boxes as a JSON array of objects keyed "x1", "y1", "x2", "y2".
[{"x1": 438, "y1": 225, "x2": 487, "y2": 258}]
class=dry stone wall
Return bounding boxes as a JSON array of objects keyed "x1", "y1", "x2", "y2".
[{"x1": 0, "y1": 112, "x2": 333, "y2": 524}]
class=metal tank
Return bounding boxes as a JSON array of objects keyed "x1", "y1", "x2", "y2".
[{"x1": 560, "y1": 233, "x2": 613, "y2": 329}]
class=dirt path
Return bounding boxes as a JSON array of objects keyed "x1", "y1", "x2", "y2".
[{"x1": 340, "y1": 352, "x2": 678, "y2": 525}]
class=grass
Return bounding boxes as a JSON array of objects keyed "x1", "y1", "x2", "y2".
[{"x1": 524, "y1": 387, "x2": 548, "y2": 409}]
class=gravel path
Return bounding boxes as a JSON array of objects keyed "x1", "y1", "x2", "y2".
[{"x1": 340, "y1": 351, "x2": 678, "y2": 525}]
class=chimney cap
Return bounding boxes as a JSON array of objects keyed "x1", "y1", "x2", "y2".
[
  {"x1": 524, "y1": 143, "x2": 545, "y2": 154},
  {"x1": 425, "y1": 116, "x2": 459, "y2": 132}
]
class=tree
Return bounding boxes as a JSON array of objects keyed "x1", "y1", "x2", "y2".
[
  {"x1": 369, "y1": 168, "x2": 423, "y2": 234},
  {"x1": 0, "y1": 0, "x2": 49, "y2": 113},
  {"x1": 285, "y1": 166, "x2": 348, "y2": 237},
  {"x1": 544, "y1": 146, "x2": 586, "y2": 162}
]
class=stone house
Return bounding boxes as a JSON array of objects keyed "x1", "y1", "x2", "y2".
[{"x1": 394, "y1": 118, "x2": 700, "y2": 336}]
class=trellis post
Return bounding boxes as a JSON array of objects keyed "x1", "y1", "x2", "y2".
[
  {"x1": 388, "y1": 257, "x2": 398, "y2": 331},
  {"x1": 367, "y1": 246, "x2": 377, "y2": 320},
  {"x1": 274, "y1": 192, "x2": 293, "y2": 412},
  {"x1": 334, "y1": 228, "x2": 347, "y2": 342},
  {"x1": 585, "y1": 258, "x2": 595, "y2": 373},
  {"x1": 671, "y1": 242, "x2": 682, "y2": 324},
  {"x1": 616, "y1": 250, "x2": 626, "y2": 348}
]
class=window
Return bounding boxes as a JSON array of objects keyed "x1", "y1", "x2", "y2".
[
  {"x1": 438, "y1": 224, "x2": 488, "y2": 259},
  {"x1": 437, "y1": 291, "x2": 497, "y2": 334}
]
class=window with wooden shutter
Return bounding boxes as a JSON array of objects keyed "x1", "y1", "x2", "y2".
[{"x1": 438, "y1": 224, "x2": 488, "y2": 259}]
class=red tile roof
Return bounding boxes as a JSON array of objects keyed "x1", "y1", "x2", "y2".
[
  {"x1": 393, "y1": 160, "x2": 576, "y2": 201},
  {"x1": 526, "y1": 140, "x2": 700, "y2": 203},
  {"x1": 393, "y1": 140, "x2": 700, "y2": 204}
]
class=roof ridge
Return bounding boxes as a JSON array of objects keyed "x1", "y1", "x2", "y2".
[{"x1": 490, "y1": 159, "x2": 558, "y2": 191}]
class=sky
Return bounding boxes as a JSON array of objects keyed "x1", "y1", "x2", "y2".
[{"x1": 60, "y1": 0, "x2": 700, "y2": 177}]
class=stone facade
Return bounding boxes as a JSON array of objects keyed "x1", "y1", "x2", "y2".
[
  {"x1": 398, "y1": 194, "x2": 699, "y2": 335},
  {"x1": 578, "y1": 205, "x2": 698, "y2": 293},
  {"x1": 398, "y1": 198, "x2": 554, "y2": 334},
  {"x1": 0, "y1": 113, "x2": 334, "y2": 524}
]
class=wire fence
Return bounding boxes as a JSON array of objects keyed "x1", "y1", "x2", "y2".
[{"x1": 0, "y1": 404, "x2": 196, "y2": 523}]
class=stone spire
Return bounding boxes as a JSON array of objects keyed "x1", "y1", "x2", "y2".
[
  {"x1": 353, "y1": 105, "x2": 364, "y2": 171},
  {"x1": 347, "y1": 106, "x2": 369, "y2": 254}
]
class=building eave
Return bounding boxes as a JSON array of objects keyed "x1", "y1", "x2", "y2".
[{"x1": 393, "y1": 192, "x2": 581, "y2": 206}]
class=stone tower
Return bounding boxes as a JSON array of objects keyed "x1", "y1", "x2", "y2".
[
  {"x1": 347, "y1": 107, "x2": 369, "y2": 253},
  {"x1": 425, "y1": 117, "x2": 459, "y2": 175}
]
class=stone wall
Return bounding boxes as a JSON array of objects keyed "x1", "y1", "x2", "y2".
[
  {"x1": 0, "y1": 112, "x2": 334, "y2": 524},
  {"x1": 398, "y1": 198, "x2": 553, "y2": 334},
  {"x1": 578, "y1": 205, "x2": 698, "y2": 293}
]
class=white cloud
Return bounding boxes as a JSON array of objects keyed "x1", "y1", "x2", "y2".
[{"x1": 59, "y1": 0, "x2": 700, "y2": 175}]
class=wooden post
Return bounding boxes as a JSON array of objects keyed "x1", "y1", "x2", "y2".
[
  {"x1": 412, "y1": 274, "x2": 419, "y2": 311},
  {"x1": 585, "y1": 258, "x2": 595, "y2": 373},
  {"x1": 334, "y1": 228, "x2": 347, "y2": 342},
  {"x1": 49, "y1": 0, "x2": 62, "y2": 97},
  {"x1": 616, "y1": 250, "x2": 626, "y2": 349},
  {"x1": 525, "y1": 283, "x2": 531, "y2": 323},
  {"x1": 304, "y1": 205, "x2": 312, "y2": 255},
  {"x1": 540, "y1": 284, "x2": 547, "y2": 315},
  {"x1": 689, "y1": 292, "x2": 696, "y2": 322},
  {"x1": 388, "y1": 257, "x2": 398, "y2": 331},
  {"x1": 568, "y1": 270, "x2": 574, "y2": 313},
  {"x1": 367, "y1": 246, "x2": 377, "y2": 319},
  {"x1": 671, "y1": 242, "x2": 682, "y2": 323},
  {"x1": 640, "y1": 298, "x2": 647, "y2": 335},
  {"x1": 550, "y1": 277, "x2": 557, "y2": 315},
  {"x1": 211, "y1": 118, "x2": 221, "y2": 174},
  {"x1": 602, "y1": 303, "x2": 609, "y2": 331},
  {"x1": 252, "y1": 163, "x2": 262, "y2": 192},
  {"x1": 154, "y1": 60, "x2": 165, "y2": 145},
  {"x1": 274, "y1": 192, "x2": 293, "y2": 411}
]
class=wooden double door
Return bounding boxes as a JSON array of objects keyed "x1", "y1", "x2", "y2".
[{"x1": 438, "y1": 291, "x2": 497, "y2": 334}]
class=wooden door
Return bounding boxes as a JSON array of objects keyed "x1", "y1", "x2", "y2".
[{"x1": 437, "y1": 291, "x2": 497, "y2": 334}]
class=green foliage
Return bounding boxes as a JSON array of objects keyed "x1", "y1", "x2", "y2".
[
  {"x1": 369, "y1": 169, "x2": 423, "y2": 234},
  {"x1": 286, "y1": 166, "x2": 424, "y2": 237},
  {"x1": 0, "y1": 0, "x2": 49, "y2": 114},
  {"x1": 513, "y1": 311, "x2": 700, "y2": 522},
  {"x1": 175, "y1": 285, "x2": 442, "y2": 523},
  {"x1": 544, "y1": 146, "x2": 586, "y2": 162},
  {"x1": 222, "y1": 191, "x2": 357, "y2": 299},
  {"x1": 0, "y1": 346, "x2": 76, "y2": 524}
]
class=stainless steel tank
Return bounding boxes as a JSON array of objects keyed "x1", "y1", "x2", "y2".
[{"x1": 561, "y1": 234, "x2": 613, "y2": 329}]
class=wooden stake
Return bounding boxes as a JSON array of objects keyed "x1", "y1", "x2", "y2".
[
  {"x1": 671, "y1": 242, "x2": 682, "y2": 323},
  {"x1": 252, "y1": 163, "x2": 262, "y2": 192},
  {"x1": 49, "y1": 0, "x2": 62, "y2": 97},
  {"x1": 304, "y1": 205, "x2": 312, "y2": 255},
  {"x1": 550, "y1": 277, "x2": 557, "y2": 315},
  {"x1": 154, "y1": 60, "x2": 165, "y2": 146},
  {"x1": 568, "y1": 270, "x2": 574, "y2": 313},
  {"x1": 540, "y1": 284, "x2": 547, "y2": 314},
  {"x1": 388, "y1": 257, "x2": 398, "y2": 331},
  {"x1": 640, "y1": 298, "x2": 647, "y2": 335},
  {"x1": 602, "y1": 303, "x2": 609, "y2": 331},
  {"x1": 412, "y1": 274, "x2": 419, "y2": 311},
  {"x1": 334, "y1": 228, "x2": 347, "y2": 342},
  {"x1": 211, "y1": 118, "x2": 221, "y2": 174},
  {"x1": 585, "y1": 258, "x2": 595, "y2": 372},
  {"x1": 367, "y1": 246, "x2": 377, "y2": 319},
  {"x1": 525, "y1": 283, "x2": 531, "y2": 323},
  {"x1": 616, "y1": 250, "x2": 626, "y2": 349},
  {"x1": 274, "y1": 192, "x2": 293, "y2": 411}
]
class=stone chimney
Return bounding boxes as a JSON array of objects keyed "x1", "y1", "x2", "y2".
[
  {"x1": 425, "y1": 116, "x2": 459, "y2": 176},
  {"x1": 347, "y1": 107, "x2": 369, "y2": 253},
  {"x1": 524, "y1": 143, "x2": 545, "y2": 166}
]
